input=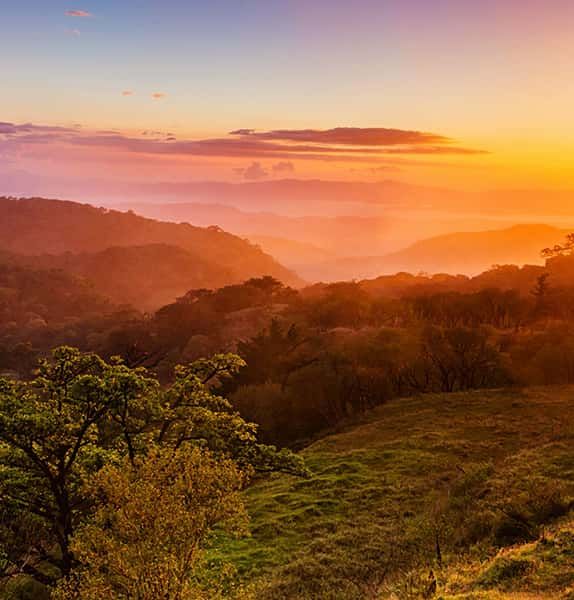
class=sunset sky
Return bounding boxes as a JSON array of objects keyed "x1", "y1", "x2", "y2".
[{"x1": 1, "y1": 0, "x2": 574, "y2": 192}]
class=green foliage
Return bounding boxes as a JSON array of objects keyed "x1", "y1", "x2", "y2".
[
  {"x1": 53, "y1": 447, "x2": 248, "y2": 600},
  {"x1": 0, "y1": 346, "x2": 158, "y2": 585},
  {"x1": 0, "y1": 346, "x2": 304, "y2": 593}
]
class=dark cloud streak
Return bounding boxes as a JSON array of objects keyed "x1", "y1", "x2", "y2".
[
  {"x1": 0, "y1": 120, "x2": 488, "y2": 163},
  {"x1": 230, "y1": 127, "x2": 452, "y2": 146}
]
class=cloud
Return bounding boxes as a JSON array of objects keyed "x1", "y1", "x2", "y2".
[
  {"x1": 62, "y1": 134, "x2": 387, "y2": 160},
  {"x1": 122, "y1": 90, "x2": 134, "y2": 96},
  {"x1": 151, "y1": 92, "x2": 167, "y2": 100},
  {"x1": 242, "y1": 162, "x2": 268, "y2": 180},
  {"x1": 234, "y1": 162, "x2": 270, "y2": 180},
  {"x1": 0, "y1": 120, "x2": 488, "y2": 165},
  {"x1": 61, "y1": 134, "x2": 483, "y2": 160},
  {"x1": 65, "y1": 29, "x2": 81, "y2": 36},
  {"x1": 230, "y1": 127, "x2": 452, "y2": 146},
  {"x1": 65, "y1": 9, "x2": 93, "y2": 17},
  {"x1": 272, "y1": 161, "x2": 295, "y2": 174},
  {"x1": 0, "y1": 122, "x2": 77, "y2": 135},
  {"x1": 140, "y1": 130, "x2": 176, "y2": 141}
]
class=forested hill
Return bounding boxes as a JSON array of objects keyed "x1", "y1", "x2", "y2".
[
  {"x1": 0, "y1": 197, "x2": 303, "y2": 292},
  {"x1": 8, "y1": 244, "x2": 233, "y2": 311}
]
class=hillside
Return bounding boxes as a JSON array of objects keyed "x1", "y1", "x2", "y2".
[
  {"x1": 16, "y1": 244, "x2": 233, "y2": 311},
  {"x1": 0, "y1": 255, "x2": 125, "y2": 375},
  {"x1": 382, "y1": 224, "x2": 569, "y2": 274},
  {"x1": 0, "y1": 197, "x2": 303, "y2": 293},
  {"x1": 0, "y1": 257, "x2": 112, "y2": 327},
  {"x1": 318, "y1": 224, "x2": 569, "y2": 281},
  {"x1": 216, "y1": 387, "x2": 574, "y2": 599}
]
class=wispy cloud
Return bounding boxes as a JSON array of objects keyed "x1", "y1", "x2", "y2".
[
  {"x1": 244, "y1": 162, "x2": 268, "y2": 180},
  {"x1": 65, "y1": 9, "x2": 93, "y2": 17},
  {"x1": 229, "y1": 127, "x2": 451, "y2": 146},
  {"x1": 234, "y1": 162, "x2": 269, "y2": 180},
  {"x1": 65, "y1": 28, "x2": 81, "y2": 36},
  {"x1": 0, "y1": 122, "x2": 76, "y2": 135},
  {"x1": 0, "y1": 120, "x2": 489, "y2": 164},
  {"x1": 151, "y1": 92, "x2": 167, "y2": 100},
  {"x1": 122, "y1": 90, "x2": 134, "y2": 96}
]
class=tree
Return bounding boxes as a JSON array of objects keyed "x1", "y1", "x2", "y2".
[
  {"x1": 419, "y1": 326, "x2": 506, "y2": 392},
  {"x1": 53, "y1": 447, "x2": 247, "y2": 600},
  {"x1": 305, "y1": 282, "x2": 371, "y2": 329},
  {"x1": 0, "y1": 347, "x2": 157, "y2": 587},
  {"x1": 531, "y1": 273, "x2": 551, "y2": 319},
  {"x1": 0, "y1": 347, "x2": 305, "y2": 592},
  {"x1": 234, "y1": 320, "x2": 317, "y2": 390},
  {"x1": 542, "y1": 233, "x2": 574, "y2": 258}
]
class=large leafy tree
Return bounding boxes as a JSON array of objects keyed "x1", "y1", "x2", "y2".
[{"x1": 0, "y1": 347, "x2": 305, "y2": 593}]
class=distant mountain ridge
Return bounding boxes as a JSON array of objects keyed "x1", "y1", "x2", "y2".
[
  {"x1": 307, "y1": 224, "x2": 571, "y2": 281},
  {"x1": 118, "y1": 200, "x2": 513, "y2": 260},
  {"x1": 384, "y1": 223, "x2": 567, "y2": 265},
  {"x1": 11, "y1": 175, "x2": 574, "y2": 217},
  {"x1": 110, "y1": 202, "x2": 571, "y2": 282},
  {"x1": 0, "y1": 197, "x2": 303, "y2": 309}
]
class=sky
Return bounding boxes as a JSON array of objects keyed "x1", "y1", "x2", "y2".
[{"x1": 1, "y1": 0, "x2": 574, "y2": 193}]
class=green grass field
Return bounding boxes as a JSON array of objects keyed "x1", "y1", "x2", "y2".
[{"x1": 213, "y1": 387, "x2": 574, "y2": 599}]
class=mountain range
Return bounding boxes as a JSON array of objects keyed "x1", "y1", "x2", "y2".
[
  {"x1": 0, "y1": 197, "x2": 302, "y2": 309},
  {"x1": 113, "y1": 200, "x2": 571, "y2": 281},
  {"x1": 308, "y1": 224, "x2": 570, "y2": 281}
]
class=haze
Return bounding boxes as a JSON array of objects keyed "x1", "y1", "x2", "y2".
[{"x1": 2, "y1": 1, "x2": 574, "y2": 282}]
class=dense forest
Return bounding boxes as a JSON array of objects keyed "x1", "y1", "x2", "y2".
[
  {"x1": 4, "y1": 234, "x2": 574, "y2": 446},
  {"x1": 2, "y1": 198, "x2": 574, "y2": 598}
]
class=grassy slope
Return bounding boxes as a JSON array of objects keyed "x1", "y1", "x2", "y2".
[{"x1": 214, "y1": 387, "x2": 574, "y2": 599}]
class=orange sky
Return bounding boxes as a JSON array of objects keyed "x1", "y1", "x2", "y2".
[{"x1": 1, "y1": 1, "x2": 574, "y2": 194}]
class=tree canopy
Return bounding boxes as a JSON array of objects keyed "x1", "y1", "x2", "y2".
[{"x1": 0, "y1": 346, "x2": 305, "y2": 596}]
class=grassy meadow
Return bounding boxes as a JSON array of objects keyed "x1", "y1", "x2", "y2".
[{"x1": 213, "y1": 387, "x2": 574, "y2": 599}]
